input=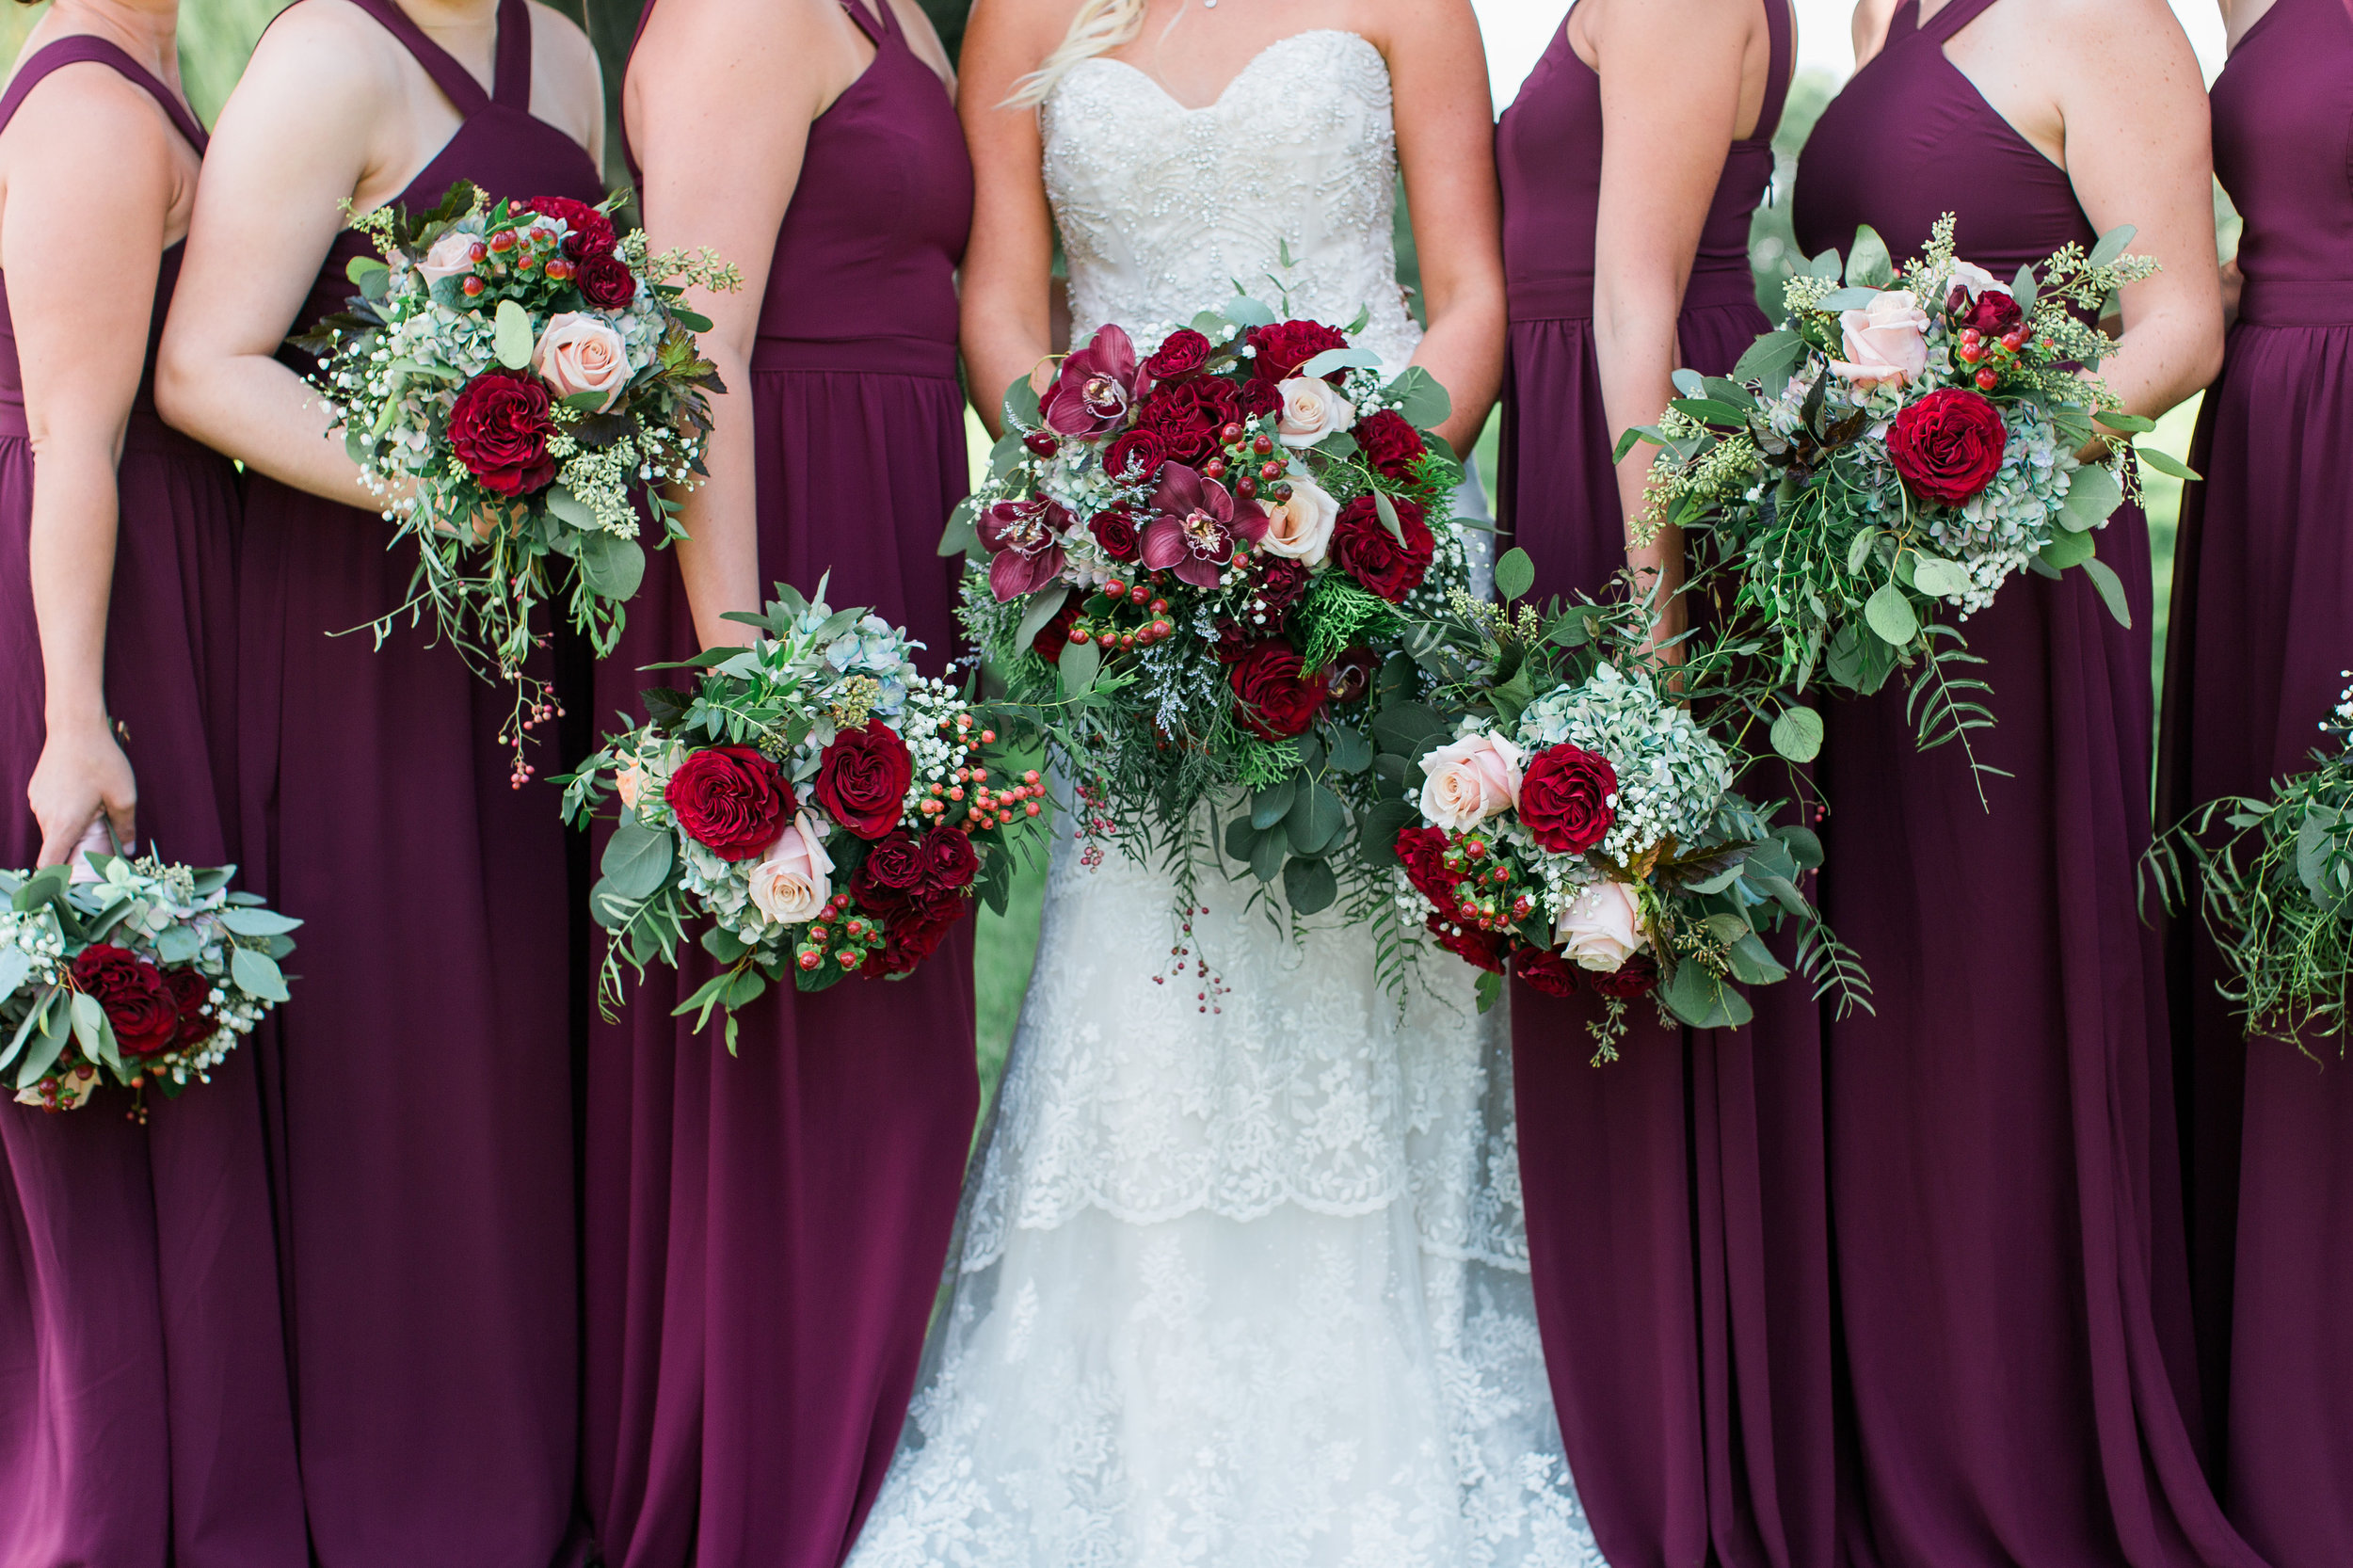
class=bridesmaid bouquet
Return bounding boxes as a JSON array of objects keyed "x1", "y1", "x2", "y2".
[
  {"x1": 1636, "y1": 216, "x2": 2190, "y2": 788},
  {"x1": 2150, "y1": 680, "x2": 2353, "y2": 1048},
  {"x1": 0, "y1": 854, "x2": 297, "y2": 1114},
  {"x1": 563, "y1": 579, "x2": 1048, "y2": 1048},
  {"x1": 1377, "y1": 552, "x2": 1865, "y2": 1059},
  {"x1": 294, "y1": 180, "x2": 739, "y2": 777},
  {"x1": 952, "y1": 296, "x2": 1471, "y2": 918}
]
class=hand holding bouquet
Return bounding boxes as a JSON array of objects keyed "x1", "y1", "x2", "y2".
[
  {"x1": 952, "y1": 296, "x2": 1473, "y2": 916},
  {"x1": 0, "y1": 854, "x2": 298, "y2": 1114},
  {"x1": 565, "y1": 580, "x2": 1048, "y2": 1048},
  {"x1": 1638, "y1": 216, "x2": 2192, "y2": 788},
  {"x1": 294, "y1": 181, "x2": 739, "y2": 776}
]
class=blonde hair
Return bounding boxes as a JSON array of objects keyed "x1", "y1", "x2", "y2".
[{"x1": 1008, "y1": 0, "x2": 1148, "y2": 106}]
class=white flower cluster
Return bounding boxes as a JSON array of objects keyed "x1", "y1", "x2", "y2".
[
  {"x1": 1928, "y1": 406, "x2": 2082, "y2": 613},
  {"x1": 1515, "y1": 663, "x2": 1733, "y2": 864}
]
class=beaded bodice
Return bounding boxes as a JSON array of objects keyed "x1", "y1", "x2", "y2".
[{"x1": 1040, "y1": 29, "x2": 1422, "y2": 370}]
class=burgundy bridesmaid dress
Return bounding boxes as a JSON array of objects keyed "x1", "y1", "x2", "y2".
[
  {"x1": 1496, "y1": 11, "x2": 1836, "y2": 1568},
  {"x1": 1792, "y1": 1, "x2": 2255, "y2": 1563},
  {"x1": 582, "y1": 5, "x2": 976, "y2": 1565},
  {"x1": 236, "y1": 1, "x2": 601, "y2": 1560},
  {"x1": 2157, "y1": 1, "x2": 2353, "y2": 1561},
  {"x1": 0, "y1": 39, "x2": 306, "y2": 1568}
]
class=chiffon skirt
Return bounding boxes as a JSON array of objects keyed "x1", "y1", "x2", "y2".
[
  {"x1": 1497, "y1": 302, "x2": 1837, "y2": 1568},
  {"x1": 237, "y1": 466, "x2": 585, "y2": 1567},
  {"x1": 0, "y1": 431, "x2": 306, "y2": 1566},
  {"x1": 2159, "y1": 316, "x2": 2353, "y2": 1568},
  {"x1": 581, "y1": 360, "x2": 978, "y2": 1568}
]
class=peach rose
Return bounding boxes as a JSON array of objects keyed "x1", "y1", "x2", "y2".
[
  {"x1": 616, "y1": 762, "x2": 646, "y2": 812},
  {"x1": 1273, "y1": 376, "x2": 1355, "y2": 448},
  {"x1": 1555, "y1": 880, "x2": 1647, "y2": 971},
  {"x1": 1258, "y1": 472, "x2": 1338, "y2": 567},
  {"x1": 1417, "y1": 729, "x2": 1527, "y2": 833},
  {"x1": 533, "y1": 312, "x2": 632, "y2": 413},
  {"x1": 1827, "y1": 289, "x2": 1929, "y2": 390},
  {"x1": 746, "y1": 810, "x2": 835, "y2": 926},
  {"x1": 417, "y1": 228, "x2": 479, "y2": 288}
]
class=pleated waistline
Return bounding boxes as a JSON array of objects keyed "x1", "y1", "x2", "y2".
[
  {"x1": 2237, "y1": 278, "x2": 2353, "y2": 328},
  {"x1": 0, "y1": 403, "x2": 213, "y2": 458},
  {"x1": 750, "y1": 334, "x2": 959, "y2": 378},
  {"x1": 1507, "y1": 264, "x2": 1759, "y2": 325}
]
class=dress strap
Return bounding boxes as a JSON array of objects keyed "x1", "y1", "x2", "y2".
[
  {"x1": 840, "y1": 0, "x2": 891, "y2": 47},
  {"x1": 0, "y1": 36, "x2": 207, "y2": 152},
  {"x1": 1916, "y1": 0, "x2": 2004, "y2": 47},
  {"x1": 1750, "y1": 0, "x2": 1793, "y2": 146},
  {"x1": 343, "y1": 0, "x2": 494, "y2": 119},
  {"x1": 490, "y1": 0, "x2": 533, "y2": 108}
]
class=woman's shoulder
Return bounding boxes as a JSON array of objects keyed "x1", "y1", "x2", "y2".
[{"x1": 237, "y1": 0, "x2": 410, "y2": 105}]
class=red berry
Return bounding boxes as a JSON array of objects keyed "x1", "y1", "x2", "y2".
[
  {"x1": 1974, "y1": 366, "x2": 1999, "y2": 391},
  {"x1": 2001, "y1": 328, "x2": 2026, "y2": 351},
  {"x1": 1118, "y1": 632, "x2": 1136, "y2": 650},
  {"x1": 1149, "y1": 617, "x2": 1173, "y2": 638},
  {"x1": 798, "y1": 952, "x2": 823, "y2": 971},
  {"x1": 1128, "y1": 584, "x2": 1150, "y2": 605},
  {"x1": 1259, "y1": 460, "x2": 1285, "y2": 481},
  {"x1": 1024, "y1": 769, "x2": 1042, "y2": 785},
  {"x1": 488, "y1": 229, "x2": 518, "y2": 253},
  {"x1": 1253, "y1": 433, "x2": 1273, "y2": 455},
  {"x1": 981, "y1": 728, "x2": 996, "y2": 743},
  {"x1": 1219, "y1": 423, "x2": 1244, "y2": 443},
  {"x1": 1957, "y1": 342, "x2": 1982, "y2": 364},
  {"x1": 1096, "y1": 630, "x2": 1117, "y2": 648},
  {"x1": 1960, "y1": 327, "x2": 1981, "y2": 346},
  {"x1": 461, "y1": 276, "x2": 485, "y2": 297},
  {"x1": 1148, "y1": 598, "x2": 1169, "y2": 615},
  {"x1": 1104, "y1": 578, "x2": 1126, "y2": 600},
  {"x1": 1235, "y1": 477, "x2": 1257, "y2": 499},
  {"x1": 1202, "y1": 457, "x2": 1227, "y2": 479},
  {"x1": 1067, "y1": 624, "x2": 1091, "y2": 645},
  {"x1": 546, "y1": 258, "x2": 574, "y2": 281}
]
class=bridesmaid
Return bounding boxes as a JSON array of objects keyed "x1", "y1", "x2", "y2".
[
  {"x1": 0, "y1": 7, "x2": 305, "y2": 1564},
  {"x1": 1792, "y1": 1, "x2": 2252, "y2": 1563},
  {"x1": 1497, "y1": 7, "x2": 1834, "y2": 1567},
  {"x1": 581, "y1": 1, "x2": 975, "y2": 1564},
  {"x1": 153, "y1": 1, "x2": 602, "y2": 1560},
  {"x1": 2157, "y1": 0, "x2": 2353, "y2": 1561}
]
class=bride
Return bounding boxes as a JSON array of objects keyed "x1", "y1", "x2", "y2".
[{"x1": 849, "y1": 0, "x2": 1607, "y2": 1561}]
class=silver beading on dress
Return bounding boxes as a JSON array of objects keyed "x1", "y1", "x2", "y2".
[{"x1": 847, "y1": 31, "x2": 1599, "y2": 1567}]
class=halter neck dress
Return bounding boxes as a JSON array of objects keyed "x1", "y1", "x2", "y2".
[
  {"x1": 2155, "y1": 1, "x2": 2353, "y2": 1560},
  {"x1": 234, "y1": 1, "x2": 602, "y2": 1560},
  {"x1": 1496, "y1": 13, "x2": 1834, "y2": 1568},
  {"x1": 0, "y1": 38, "x2": 307, "y2": 1568},
  {"x1": 582, "y1": 4, "x2": 975, "y2": 1564},
  {"x1": 1792, "y1": 2, "x2": 2256, "y2": 1562}
]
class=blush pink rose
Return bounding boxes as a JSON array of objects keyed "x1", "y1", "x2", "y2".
[
  {"x1": 533, "y1": 312, "x2": 633, "y2": 413},
  {"x1": 1257, "y1": 472, "x2": 1337, "y2": 567},
  {"x1": 1827, "y1": 289, "x2": 1930, "y2": 390},
  {"x1": 1417, "y1": 729, "x2": 1527, "y2": 833},
  {"x1": 1273, "y1": 376, "x2": 1354, "y2": 448},
  {"x1": 1555, "y1": 880, "x2": 1647, "y2": 971},
  {"x1": 747, "y1": 810, "x2": 836, "y2": 925},
  {"x1": 417, "y1": 228, "x2": 480, "y2": 288}
]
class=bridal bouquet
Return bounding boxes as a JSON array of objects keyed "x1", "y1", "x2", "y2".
[
  {"x1": 1379, "y1": 553, "x2": 1866, "y2": 1059},
  {"x1": 952, "y1": 297, "x2": 1470, "y2": 915},
  {"x1": 0, "y1": 855, "x2": 297, "y2": 1114},
  {"x1": 294, "y1": 180, "x2": 738, "y2": 777},
  {"x1": 1636, "y1": 216, "x2": 2190, "y2": 783},
  {"x1": 2149, "y1": 680, "x2": 2353, "y2": 1048},
  {"x1": 564, "y1": 580, "x2": 1049, "y2": 1048}
]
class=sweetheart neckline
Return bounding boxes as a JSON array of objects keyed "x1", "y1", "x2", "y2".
[{"x1": 1061, "y1": 28, "x2": 1385, "y2": 116}]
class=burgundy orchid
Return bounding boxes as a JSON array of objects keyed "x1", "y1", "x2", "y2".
[
  {"x1": 1140, "y1": 462, "x2": 1268, "y2": 589},
  {"x1": 1041, "y1": 324, "x2": 1144, "y2": 439},
  {"x1": 978, "y1": 497, "x2": 1073, "y2": 601}
]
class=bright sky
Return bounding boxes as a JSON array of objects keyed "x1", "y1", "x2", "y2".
[{"x1": 1469, "y1": 0, "x2": 2229, "y2": 113}]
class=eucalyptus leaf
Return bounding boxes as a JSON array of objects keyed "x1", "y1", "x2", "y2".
[
  {"x1": 1013, "y1": 584, "x2": 1072, "y2": 653},
  {"x1": 1863, "y1": 583, "x2": 1919, "y2": 646},
  {"x1": 1221, "y1": 295, "x2": 1278, "y2": 329},
  {"x1": 1769, "y1": 706, "x2": 1825, "y2": 763},
  {"x1": 1727, "y1": 933, "x2": 1790, "y2": 986},
  {"x1": 1324, "y1": 724, "x2": 1373, "y2": 776},
  {"x1": 1359, "y1": 799, "x2": 1417, "y2": 868},
  {"x1": 2086, "y1": 224, "x2": 2137, "y2": 270},
  {"x1": 1059, "y1": 637, "x2": 1102, "y2": 697},
  {"x1": 1731, "y1": 330, "x2": 1806, "y2": 389},
  {"x1": 2057, "y1": 463, "x2": 2123, "y2": 533},
  {"x1": 1846, "y1": 526, "x2": 1881, "y2": 576},
  {"x1": 2139, "y1": 447, "x2": 2199, "y2": 482},
  {"x1": 0, "y1": 946, "x2": 29, "y2": 999},
  {"x1": 2010, "y1": 264, "x2": 2038, "y2": 316},
  {"x1": 1283, "y1": 856, "x2": 1338, "y2": 917},
  {"x1": 1494, "y1": 547, "x2": 1536, "y2": 602},
  {"x1": 1251, "y1": 776, "x2": 1299, "y2": 831},
  {"x1": 1817, "y1": 286, "x2": 1883, "y2": 312},
  {"x1": 1384, "y1": 365, "x2": 1452, "y2": 431},
  {"x1": 231, "y1": 947, "x2": 290, "y2": 1004},
  {"x1": 216, "y1": 907, "x2": 303, "y2": 937},
  {"x1": 1372, "y1": 488, "x2": 1406, "y2": 544},
  {"x1": 1846, "y1": 225, "x2": 1895, "y2": 289},
  {"x1": 493, "y1": 299, "x2": 535, "y2": 371},
  {"x1": 577, "y1": 532, "x2": 646, "y2": 601},
  {"x1": 1285, "y1": 783, "x2": 1349, "y2": 857},
  {"x1": 1910, "y1": 555, "x2": 1977, "y2": 600},
  {"x1": 2080, "y1": 557, "x2": 2133, "y2": 628},
  {"x1": 16, "y1": 1002, "x2": 69, "y2": 1089},
  {"x1": 937, "y1": 498, "x2": 979, "y2": 558},
  {"x1": 1001, "y1": 375, "x2": 1043, "y2": 431},
  {"x1": 545, "y1": 485, "x2": 598, "y2": 533},
  {"x1": 2039, "y1": 528, "x2": 2095, "y2": 570},
  {"x1": 1248, "y1": 827, "x2": 1288, "y2": 884},
  {"x1": 600, "y1": 818, "x2": 676, "y2": 902},
  {"x1": 1298, "y1": 345, "x2": 1384, "y2": 378}
]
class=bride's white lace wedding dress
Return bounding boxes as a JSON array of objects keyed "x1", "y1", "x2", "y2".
[{"x1": 847, "y1": 31, "x2": 1608, "y2": 1568}]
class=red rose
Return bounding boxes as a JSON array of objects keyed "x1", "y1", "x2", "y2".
[
  {"x1": 815, "y1": 719, "x2": 914, "y2": 840},
  {"x1": 574, "y1": 252, "x2": 637, "y2": 310},
  {"x1": 1353, "y1": 410, "x2": 1427, "y2": 482},
  {"x1": 1946, "y1": 283, "x2": 2023, "y2": 339},
  {"x1": 1519, "y1": 744, "x2": 1617, "y2": 856},
  {"x1": 1515, "y1": 949, "x2": 1582, "y2": 998},
  {"x1": 665, "y1": 744, "x2": 796, "y2": 860},
  {"x1": 1226, "y1": 640, "x2": 1327, "y2": 740},
  {"x1": 447, "y1": 369, "x2": 556, "y2": 496},
  {"x1": 1887, "y1": 388, "x2": 2007, "y2": 505},
  {"x1": 161, "y1": 968, "x2": 216, "y2": 1050},
  {"x1": 71, "y1": 944, "x2": 179, "y2": 1057},
  {"x1": 1135, "y1": 377, "x2": 1243, "y2": 465},
  {"x1": 519, "y1": 196, "x2": 616, "y2": 260},
  {"x1": 875, "y1": 895, "x2": 966, "y2": 974},
  {"x1": 1247, "y1": 555, "x2": 1310, "y2": 620},
  {"x1": 1395, "y1": 825, "x2": 1463, "y2": 918},
  {"x1": 1330, "y1": 494, "x2": 1434, "y2": 602},
  {"x1": 1588, "y1": 952, "x2": 1659, "y2": 999},
  {"x1": 1089, "y1": 504, "x2": 1142, "y2": 564},
  {"x1": 1102, "y1": 428, "x2": 1168, "y2": 488},
  {"x1": 1032, "y1": 598, "x2": 1084, "y2": 662},
  {"x1": 853, "y1": 828, "x2": 926, "y2": 912},
  {"x1": 1427, "y1": 915, "x2": 1505, "y2": 973},
  {"x1": 1241, "y1": 377, "x2": 1283, "y2": 419},
  {"x1": 1142, "y1": 328, "x2": 1213, "y2": 380},
  {"x1": 920, "y1": 826, "x2": 979, "y2": 894},
  {"x1": 1247, "y1": 319, "x2": 1350, "y2": 383}
]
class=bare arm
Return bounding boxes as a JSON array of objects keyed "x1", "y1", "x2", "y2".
[
  {"x1": 2057, "y1": 0, "x2": 2222, "y2": 423},
  {"x1": 9, "y1": 72, "x2": 179, "y2": 864},
  {"x1": 1383, "y1": 0, "x2": 1504, "y2": 452},
  {"x1": 1590, "y1": 0, "x2": 1753, "y2": 627},
  {"x1": 957, "y1": 0, "x2": 1065, "y2": 440},
  {"x1": 1849, "y1": 0, "x2": 1899, "y2": 68},
  {"x1": 628, "y1": 0, "x2": 847, "y2": 648}
]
